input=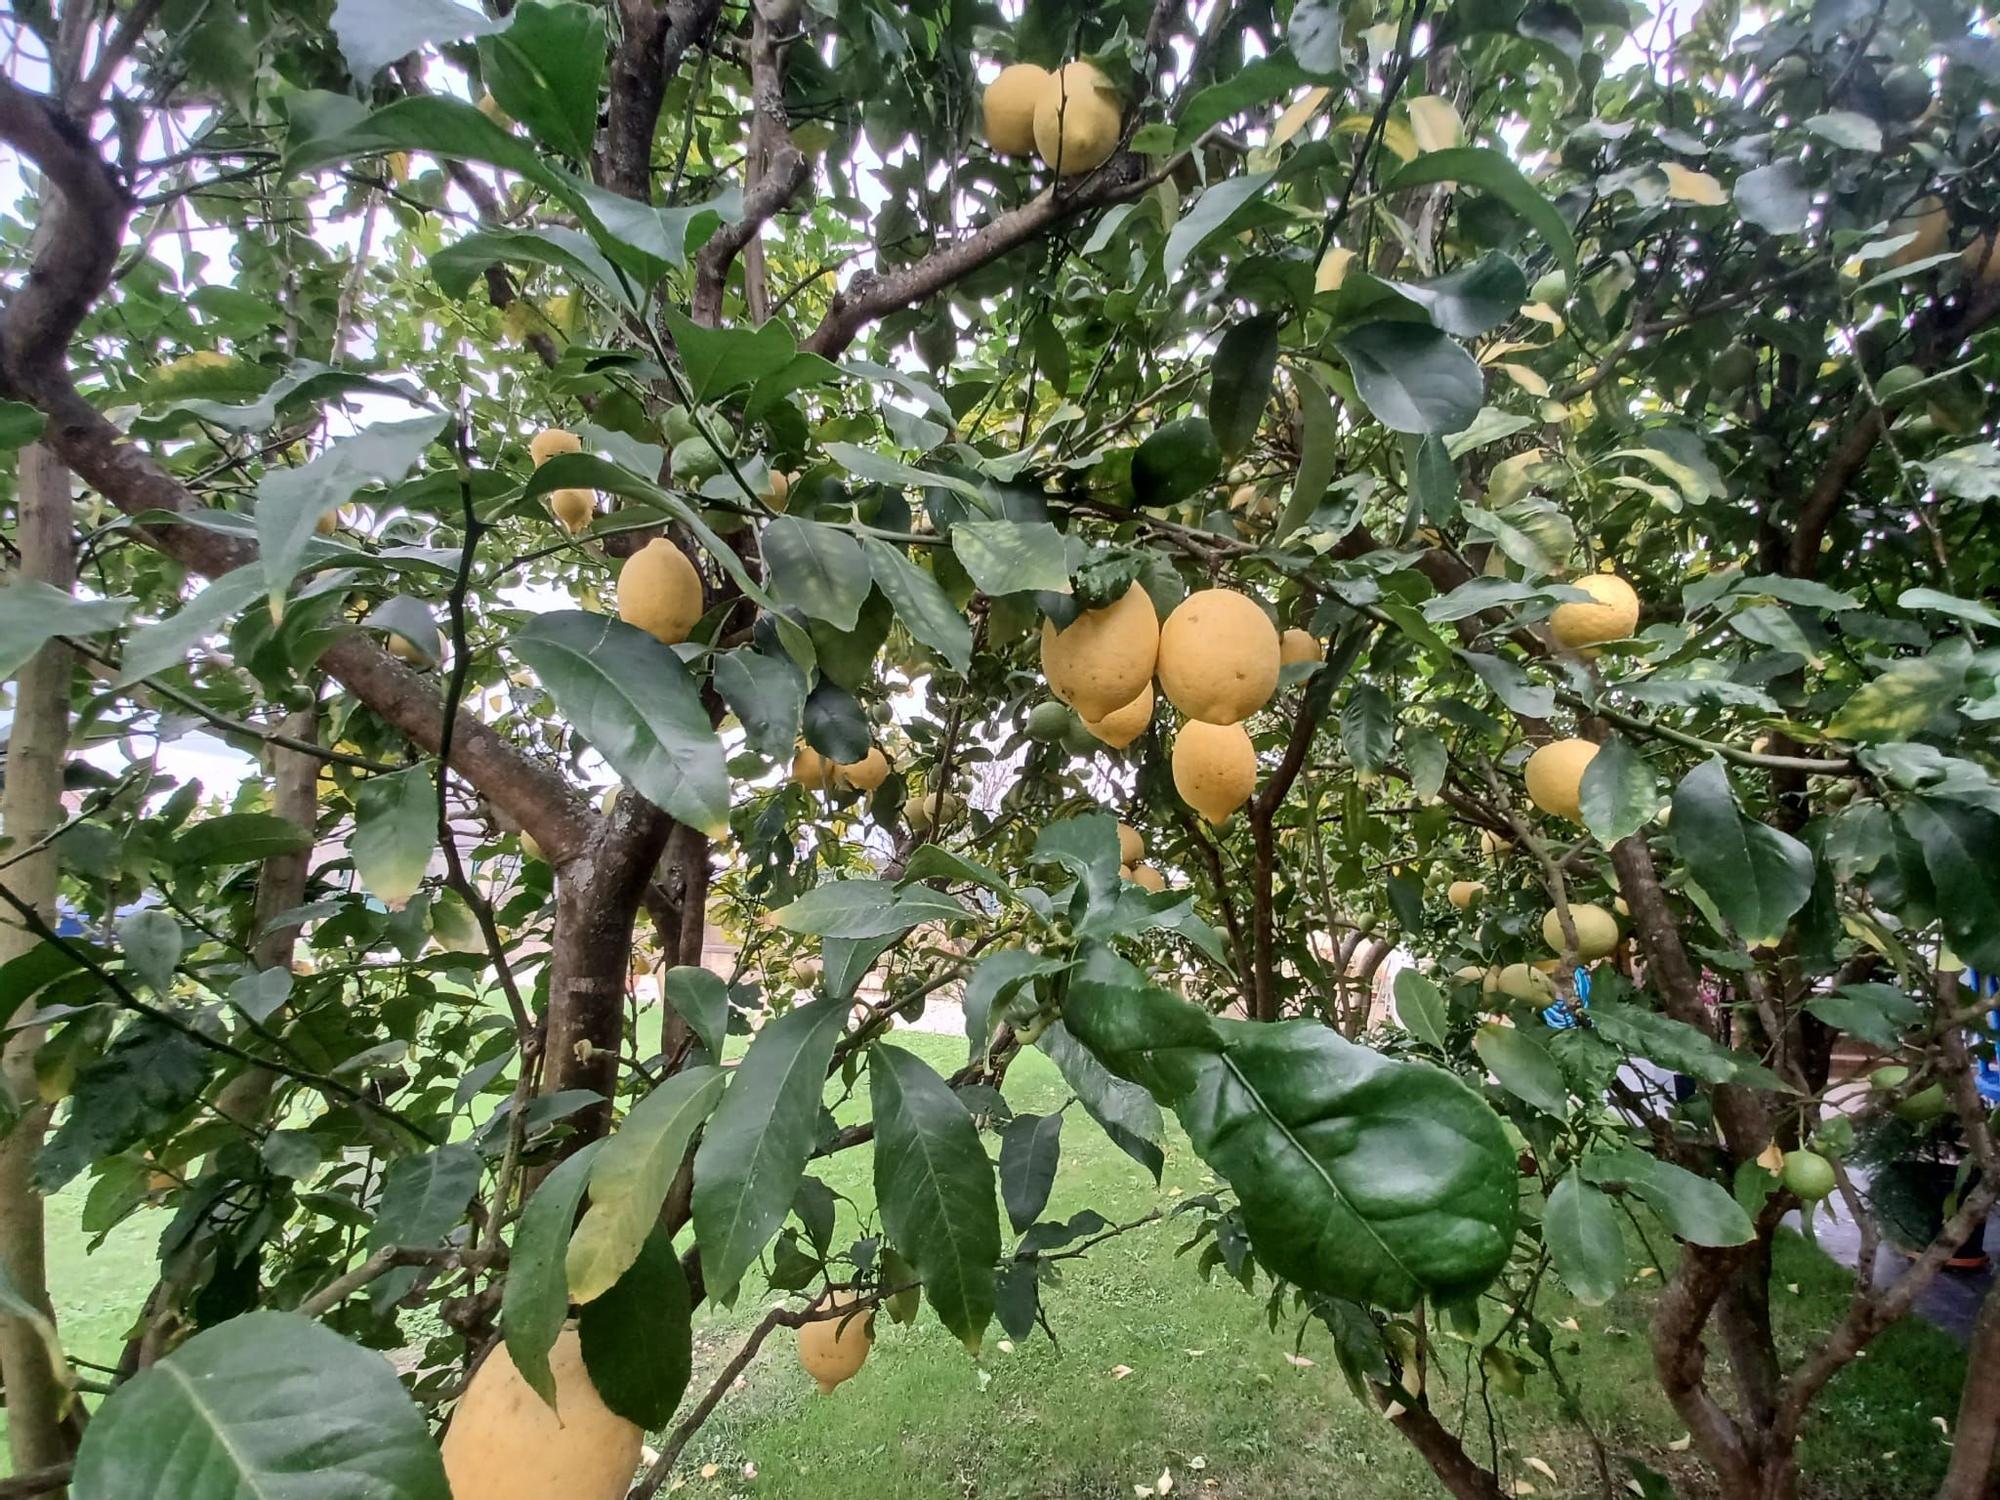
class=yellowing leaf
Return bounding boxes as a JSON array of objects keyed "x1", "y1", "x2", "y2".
[
  {"x1": 1660, "y1": 163, "x2": 1727, "y2": 206},
  {"x1": 1525, "y1": 1458, "x2": 1559, "y2": 1482},
  {"x1": 1498, "y1": 363, "x2": 1551, "y2": 396},
  {"x1": 1379, "y1": 120, "x2": 1419, "y2": 161},
  {"x1": 1521, "y1": 302, "x2": 1566, "y2": 333},
  {"x1": 1315, "y1": 245, "x2": 1356, "y2": 293},
  {"x1": 1274, "y1": 87, "x2": 1331, "y2": 147},
  {"x1": 1756, "y1": 1142, "x2": 1785, "y2": 1173},
  {"x1": 1408, "y1": 95, "x2": 1465, "y2": 154},
  {"x1": 1282, "y1": 1352, "x2": 1316, "y2": 1367}
]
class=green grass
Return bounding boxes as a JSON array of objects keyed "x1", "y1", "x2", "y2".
[{"x1": 17, "y1": 1029, "x2": 1968, "y2": 1498}]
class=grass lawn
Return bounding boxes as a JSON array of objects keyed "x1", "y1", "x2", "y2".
[{"x1": 18, "y1": 1030, "x2": 1967, "y2": 1498}]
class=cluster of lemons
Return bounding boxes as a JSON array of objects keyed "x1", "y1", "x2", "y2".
[
  {"x1": 981, "y1": 60, "x2": 1125, "y2": 177},
  {"x1": 1039, "y1": 584, "x2": 1319, "y2": 827}
]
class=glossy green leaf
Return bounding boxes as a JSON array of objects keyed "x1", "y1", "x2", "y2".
[
  {"x1": 1208, "y1": 315, "x2": 1280, "y2": 458},
  {"x1": 117, "y1": 910, "x2": 183, "y2": 993},
  {"x1": 1393, "y1": 969, "x2": 1448, "y2": 1050},
  {"x1": 963, "y1": 948, "x2": 1062, "y2": 1062},
  {"x1": 762, "y1": 516, "x2": 872, "y2": 631},
  {"x1": 1734, "y1": 160, "x2": 1813, "y2": 235},
  {"x1": 1132, "y1": 416, "x2": 1224, "y2": 509},
  {"x1": 114, "y1": 568, "x2": 262, "y2": 687},
  {"x1": 477, "y1": 1, "x2": 604, "y2": 161},
  {"x1": 1334, "y1": 321, "x2": 1484, "y2": 435},
  {"x1": 1474, "y1": 1023, "x2": 1570, "y2": 1118},
  {"x1": 0, "y1": 581, "x2": 131, "y2": 680},
  {"x1": 513, "y1": 610, "x2": 730, "y2": 836},
  {"x1": 1826, "y1": 655, "x2": 1966, "y2": 742},
  {"x1": 366, "y1": 1142, "x2": 482, "y2": 1307},
  {"x1": 1288, "y1": 0, "x2": 1345, "y2": 73},
  {"x1": 714, "y1": 647, "x2": 806, "y2": 762},
  {"x1": 1544, "y1": 1171, "x2": 1624, "y2": 1306},
  {"x1": 351, "y1": 763, "x2": 437, "y2": 911},
  {"x1": 1899, "y1": 797, "x2": 2000, "y2": 971},
  {"x1": 1588, "y1": 1000, "x2": 1785, "y2": 1090},
  {"x1": 1038, "y1": 1020, "x2": 1165, "y2": 1183},
  {"x1": 1385, "y1": 147, "x2": 1579, "y2": 277},
  {"x1": 1066, "y1": 971, "x2": 1516, "y2": 1308},
  {"x1": 771, "y1": 879, "x2": 967, "y2": 939},
  {"x1": 38, "y1": 1022, "x2": 212, "y2": 1192},
  {"x1": 1277, "y1": 370, "x2": 1339, "y2": 540},
  {"x1": 168, "y1": 812, "x2": 314, "y2": 869},
  {"x1": 1339, "y1": 684, "x2": 1394, "y2": 773},
  {"x1": 1584, "y1": 1147, "x2": 1752, "y2": 1247},
  {"x1": 70, "y1": 1312, "x2": 449, "y2": 1500},
  {"x1": 501, "y1": 1139, "x2": 602, "y2": 1408},
  {"x1": 663, "y1": 309, "x2": 799, "y2": 402},
  {"x1": 951, "y1": 520, "x2": 1072, "y2": 596},
  {"x1": 330, "y1": 0, "x2": 503, "y2": 84},
  {"x1": 998, "y1": 1111, "x2": 1063, "y2": 1233},
  {"x1": 870, "y1": 1043, "x2": 1001, "y2": 1349},
  {"x1": 568, "y1": 1065, "x2": 724, "y2": 1302},
  {"x1": 1670, "y1": 758, "x2": 1813, "y2": 944},
  {"x1": 1163, "y1": 173, "x2": 1274, "y2": 283},
  {"x1": 1804, "y1": 984, "x2": 1923, "y2": 1049},
  {"x1": 691, "y1": 999, "x2": 847, "y2": 1298},
  {"x1": 1579, "y1": 734, "x2": 1659, "y2": 845},
  {"x1": 577, "y1": 1223, "x2": 692, "y2": 1428},
  {"x1": 1378, "y1": 252, "x2": 1527, "y2": 338},
  {"x1": 663, "y1": 965, "x2": 730, "y2": 1057},
  {"x1": 862, "y1": 536, "x2": 973, "y2": 671}
]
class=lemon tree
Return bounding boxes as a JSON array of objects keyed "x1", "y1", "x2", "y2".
[{"x1": 1, "y1": 0, "x2": 1998, "y2": 1498}]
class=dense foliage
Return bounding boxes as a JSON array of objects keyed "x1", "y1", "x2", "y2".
[{"x1": 1, "y1": 0, "x2": 1997, "y2": 1496}]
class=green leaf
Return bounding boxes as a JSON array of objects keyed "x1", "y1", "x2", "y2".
[
  {"x1": 1037, "y1": 1021, "x2": 1165, "y2": 1183},
  {"x1": 1066, "y1": 972, "x2": 1517, "y2": 1308},
  {"x1": 1208, "y1": 315, "x2": 1280, "y2": 458},
  {"x1": 963, "y1": 949, "x2": 1061, "y2": 1062},
  {"x1": 1458, "y1": 649, "x2": 1555, "y2": 718},
  {"x1": 899, "y1": 845, "x2": 1018, "y2": 906},
  {"x1": 0, "y1": 400, "x2": 46, "y2": 448},
  {"x1": 1898, "y1": 587, "x2": 2000, "y2": 631},
  {"x1": 1671, "y1": 758, "x2": 1814, "y2": 945},
  {"x1": 1544, "y1": 1171, "x2": 1624, "y2": 1306},
  {"x1": 770, "y1": 879, "x2": 967, "y2": 939},
  {"x1": 578, "y1": 186, "x2": 737, "y2": 279},
  {"x1": 1803, "y1": 110, "x2": 1882, "y2": 151},
  {"x1": 69, "y1": 1311, "x2": 450, "y2": 1500},
  {"x1": 1177, "y1": 57, "x2": 1310, "y2": 141},
  {"x1": 1899, "y1": 798, "x2": 2000, "y2": 972},
  {"x1": 870, "y1": 1044, "x2": 1001, "y2": 1350},
  {"x1": 1339, "y1": 684, "x2": 1394, "y2": 773},
  {"x1": 1162, "y1": 172, "x2": 1274, "y2": 283},
  {"x1": 352, "y1": 764, "x2": 437, "y2": 911},
  {"x1": 501, "y1": 1140, "x2": 602, "y2": 1408},
  {"x1": 568, "y1": 1065, "x2": 725, "y2": 1302},
  {"x1": 1377, "y1": 252, "x2": 1526, "y2": 338},
  {"x1": 1579, "y1": 734, "x2": 1658, "y2": 845},
  {"x1": 1277, "y1": 370, "x2": 1339, "y2": 541},
  {"x1": 713, "y1": 648, "x2": 805, "y2": 762},
  {"x1": 823, "y1": 440, "x2": 986, "y2": 500},
  {"x1": 762, "y1": 516, "x2": 872, "y2": 631},
  {"x1": 998, "y1": 1111, "x2": 1063, "y2": 1233},
  {"x1": 1474, "y1": 1023, "x2": 1570, "y2": 1118},
  {"x1": 330, "y1": 0, "x2": 503, "y2": 84},
  {"x1": 1804, "y1": 984, "x2": 1923, "y2": 1050},
  {"x1": 1031, "y1": 812, "x2": 1125, "y2": 912},
  {"x1": 1384, "y1": 148, "x2": 1579, "y2": 278},
  {"x1": 367, "y1": 1143, "x2": 482, "y2": 1307},
  {"x1": 1132, "y1": 416, "x2": 1224, "y2": 509},
  {"x1": 691, "y1": 999, "x2": 848, "y2": 1298},
  {"x1": 1734, "y1": 160, "x2": 1813, "y2": 235},
  {"x1": 0, "y1": 581, "x2": 131, "y2": 680},
  {"x1": 1584, "y1": 1147, "x2": 1752, "y2": 1247},
  {"x1": 861, "y1": 537, "x2": 973, "y2": 671},
  {"x1": 951, "y1": 520, "x2": 1072, "y2": 596},
  {"x1": 577, "y1": 1224, "x2": 692, "y2": 1428},
  {"x1": 513, "y1": 611, "x2": 731, "y2": 836},
  {"x1": 661, "y1": 309, "x2": 799, "y2": 403},
  {"x1": 117, "y1": 910, "x2": 183, "y2": 993},
  {"x1": 167, "y1": 812, "x2": 313, "y2": 869},
  {"x1": 115, "y1": 568, "x2": 263, "y2": 687},
  {"x1": 1334, "y1": 321, "x2": 1484, "y2": 435},
  {"x1": 476, "y1": 0, "x2": 605, "y2": 161},
  {"x1": 433, "y1": 225, "x2": 631, "y2": 306},
  {"x1": 360, "y1": 595, "x2": 442, "y2": 665},
  {"x1": 1588, "y1": 1000, "x2": 1785, "y2": 1090},
  {"x1": 663, "y1": 965, "x2": 729, "y2": 1058},
  {"x1": 1288, "y1": 0, "x2": 1346, "y2": 74},
  {"x1": 1827, "y1": 656, "x2": 1966, "y2": 742},
  {"x1": 256, "y1": 417, "x2": 444, "y2": 614},
  {"x1": 1393, "y1": 970, "x2": 1449, "y2": 1050},
  {"x1": 38, "y1": 1021, "x2": 212, "y2": 1192}
]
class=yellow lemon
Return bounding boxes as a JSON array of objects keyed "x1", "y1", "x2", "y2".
[
  {"x1": 1117, "y1": 822, "x2": 1144, "y2": 866},
  {"x1": 1524, "y1": 739, "x2": 1598, "y2": 822},
  {"x1": 530, "y1": 427, "x2": 582, "y2": 467},
  {"x1": 1157, "y1": 588, "x2": 1282, "y2": 724},
  {"x1": 1481, "y1": 828, "x2": 1513, "y2": 858},
  {"x1": 983, "y1": 63, "x2": 1052, "y2": 156},
  {"x1": 1040, "y1": 583, "x2": 1159, "y2": 723},
  {"x1": 1033, "y1": 61, "x2": 1122, "y2": 177},
  {"x1": 1172, "y1": 719, "x2": 1257, "y2": 824},
  {"x1": 1542, "y1": 902, "x2": 1619, "y2": 960},
  {"x1": 441, "y1": 1327, "x2": 641, "y2": 1500},
  {"x1": 1279, "y1": 627, "x2": 1321, "y2": 665},
  {"x1": 1084, "y1": 682, "x2": 1154, "y2": 749},
  {"x1": 550, "y1": 488, "x2": 596, "y2": 533},
  {"x1": 1130, "y1": 864, "x2": 1165, "y2": 893},
  {"x1": 765, "y1": 469, "x2": 792, "y2": 511},
  {"x1": 792, "y1": 745, "x2": 833, "y2": 792},
  {"x1": 837, "y1": 747, "x2": 891, "y2": 793},
  {"x1": 1551, "y1": 572, "x2": 1639, "y2": 651},
  {"x1": 1447, "y1": 880, "x2": 1486, "y2": 910},
  {"x1": 798, "y1": 1291, "x2": 873, "y2": 1394},
  {"x1": 1496, "y1": 962, "x2": 1555, "y2": 1003},
  {"x1": 616, "y1": 537, "x2": 703, "y2": 645}
]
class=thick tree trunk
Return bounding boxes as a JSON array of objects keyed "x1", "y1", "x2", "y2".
[
  {"x1": 0, "y1": 444, "x2": 77, "y2": 1485},
  {"x1": 1938, "y1": 1278, "x2": 2000, "y2": 1500}
]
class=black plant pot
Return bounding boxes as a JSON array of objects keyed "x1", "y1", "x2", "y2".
[{"x1": 1871, "y1": 1160, "x2": 1988, "y2": 1266}]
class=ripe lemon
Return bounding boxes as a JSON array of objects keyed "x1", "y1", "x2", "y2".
[
  {"x1": 792, "y1": 745, "x2": 833, "y2": 791},
  {"x1": 1033, "y1": 61, "x2": 1122, "y2": 177},
  {"x1": 1084, "y1": 682, "x2": 1154, "y2": 748},
  {"x1": 1172, "y1": 719, "x2": 1257, "y2": 824},
  {"x1": 441, "y1": 1327, "x2": 641, "y2": 1500},
  {"x1": 530, "y1": 427, "x2": 582, "y2": 467},
  {"x1": 1551, "y1": 573, "x2": 1639, "y2": 651},
  {"x1": 1129, "y1": 863, "x2": 1165, "y2": 893},
  {"x1": 837, "y1": 746, "x2": 890, "y2": 792},
  {"x1": 550, "y1": 488, "x2": 596, "y2": 533},
  {"x1": 798, "y1": 1291, "x2": 873, "y2": 1393},
  {"x1": 1524, "y1": 739, "x2": 1598, "y2": 822},
  {"x1": 314, "y1": 510, "x2": 338, "y2": 537},
  {"x1": 1117, "y1": 822, "x2": 1144, "y2": 866},
  {"x1": 1315, "y1": 245, "x2": 1355, "y2": 293},
  {"x1": 1447, "y1": 879, "x2": 1485, "y2": 910},
  {"x1": 387, "y1": 632, "x2": 430, "y2": 666},
  {"x1": 1540, "y1": 902, "x2": 1618, "y2": 959},
  {"x1": 617, "y1": 537, "x2": 703, "y2": 645},
  {"x1": 1496, "y1": 962, "x2": 1554, "y2": 1003},
  {"x1": 908, "y1": 790, "x2": 959, "y2": 831},
  {"x1": 1279, "y1": 627, "x2": 1321, "y2": 666},
  {"x1": 1040, "y1": 583, "x2": 1159, "y2": 723},
  {"x1": 1157, "y1": 588, "x2": 1281, "y2": 724},
  {"x1": 983, "y1": 63, "x2": 1052, "y2": 156},
  {"x1": 765, "y1": 469, "x2": 792, "y2": 511},
  {"x1": 1480, "y1": 828, "x2": 1513, "y2": 858}
]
